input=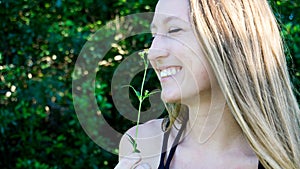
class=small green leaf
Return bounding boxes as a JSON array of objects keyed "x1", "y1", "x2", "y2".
[
  {"x1": 136, "y1": 91, "x2": 141, "y2": 98},
  {"x1": 148, "y1": 90, "x2": 160, "y2": 96},
  {"x1": 126, "y1": 134, "x2": 140, "y2": 153},
  {"x1": 134, "y1": 148, "x2": 141, "y2": 153},
  {"x1": 142, "y1": 89, "x2": 161, "y2": 101},
  {"x1": 126, "y1": 133, "x2": 135, "y2": 146},
  {"x1": 122, "y1": 85, "x2": 140, "y2": 99}
]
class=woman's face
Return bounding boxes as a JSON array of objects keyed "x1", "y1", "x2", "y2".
[{"x1": 148, "y1": 0, "x2": 215, "y2": 104}]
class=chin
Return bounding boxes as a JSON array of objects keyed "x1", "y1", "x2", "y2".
[{"x1": 161, "y1": 91, "x2": 181, "y2": 103}]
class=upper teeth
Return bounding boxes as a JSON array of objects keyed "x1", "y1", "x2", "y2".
[{"x1": 160, "y1": 67, "x2": 181, "y2": 78}]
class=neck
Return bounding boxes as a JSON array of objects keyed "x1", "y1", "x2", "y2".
[{"x1": 182, "y1": 88, "x2": 246, "y2": 152}]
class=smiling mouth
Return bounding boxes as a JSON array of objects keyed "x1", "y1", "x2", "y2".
[{"x1": 159, "y1": 67, "x2": 182, "y2": 78}]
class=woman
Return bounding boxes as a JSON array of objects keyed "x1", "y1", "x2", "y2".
[{"x1": 115, "y1": 0, "x2": 300, "y2": 168}]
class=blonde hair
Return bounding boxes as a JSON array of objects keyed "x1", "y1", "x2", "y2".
[{"x1": 173, "y1": 0, "x2": 300, "y2": 168}]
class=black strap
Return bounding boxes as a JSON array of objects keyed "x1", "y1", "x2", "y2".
[
  {"x1": 158, "y1": 118, "x2": 187, "y2": 169},
  {"x1": 258, "y1": 162, "x2": 265, "y2": 169},
  {"x1": 157, "y1": 129, "x2": 170, "y2": 169},
  {"x1": 157, "y1": 118, "x2": 265, "y2": 169}
]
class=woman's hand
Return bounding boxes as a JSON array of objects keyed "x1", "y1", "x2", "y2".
[{"x1": 114, "y1": 153, "x2": 151, "y2": 169}]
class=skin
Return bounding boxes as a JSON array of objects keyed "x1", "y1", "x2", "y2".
[{"x1": 115, "y1": 0, "x2": 259, "y2": 168}]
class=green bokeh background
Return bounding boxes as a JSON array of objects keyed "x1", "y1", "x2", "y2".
[{"x1": 0, "y1": 0, "x2": 299, "y2": 168}]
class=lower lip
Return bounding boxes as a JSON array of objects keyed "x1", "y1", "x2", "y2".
[{"x1": 160, "y1": 76, "x2": 173, "y2": 83}]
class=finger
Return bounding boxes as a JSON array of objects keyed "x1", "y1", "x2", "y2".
[{"x1": 114, "y1": 153, "x2": 141, "y2": 169}]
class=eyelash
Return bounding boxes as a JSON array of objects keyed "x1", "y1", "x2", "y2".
[
  {"x1": 168, "y1": 28, "x2": 182, "y2": 34},
  {"x1": 151, "y1": 28, "x2": 182, "y2": 40}
]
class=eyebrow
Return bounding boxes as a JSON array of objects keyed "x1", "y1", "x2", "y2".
[{"x1": 150, "y1": 15, "x2": 185, "y2": 30}]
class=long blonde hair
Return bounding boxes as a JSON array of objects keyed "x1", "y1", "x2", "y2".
[{"x1": 182, "y1": 0, "x2": 300, "y2": 168}]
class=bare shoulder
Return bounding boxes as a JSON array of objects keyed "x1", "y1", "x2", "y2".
[
  {"x1": 119, "y1": 119, "x2": 165, "y2": 160},
  {"x1": 126, "y1": 118, "x2": 164, "y2": 137}
]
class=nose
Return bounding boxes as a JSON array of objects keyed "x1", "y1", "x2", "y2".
[{"x1": 148, "y1": 35, "x2": 169, "y2": 61}]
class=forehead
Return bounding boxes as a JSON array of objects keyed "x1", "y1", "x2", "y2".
[{"x1": 152, "y1": 0, "x2": 190, "y2": 24}]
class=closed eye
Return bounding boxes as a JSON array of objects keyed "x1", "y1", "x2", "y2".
[{"x1": 168, "y1": 28, "x2": 182, "y2": 34}]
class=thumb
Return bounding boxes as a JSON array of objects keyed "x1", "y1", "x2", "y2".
[{"x1": 114, "y1": 153, "x2": 141, "y2": 169}]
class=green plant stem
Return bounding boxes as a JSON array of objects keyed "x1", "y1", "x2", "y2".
[{"x1": 134, "y1": 59, "x2": 149, "y2": 151}]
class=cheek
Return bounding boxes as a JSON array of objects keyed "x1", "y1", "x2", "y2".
[
  {"x1": 191, "y1": 61, "x2": 212, "y2": 91},
  {"x1": 192, "y1": 73, "x2": 208, "y2": 93},
  {"x1": 200, "y1": 71, "x2": 211, "y2": 90}
]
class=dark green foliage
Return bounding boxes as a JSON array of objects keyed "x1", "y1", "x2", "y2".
[
  {"x1": 270, "y1": 0, "x2": 300, "y2": 100},
  {"x1": 0, "y1": 0, "x2": 299, "y2": 168},
  {"x1": 0, "y1": 0, "x2": 156, "y2": 168}
]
